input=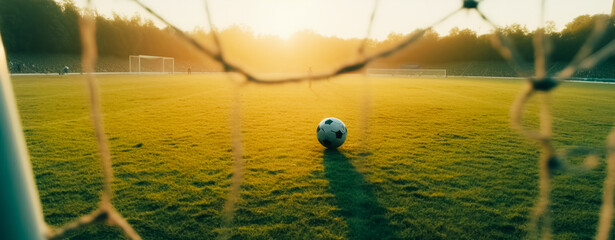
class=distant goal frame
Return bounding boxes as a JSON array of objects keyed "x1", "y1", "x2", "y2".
[{"x1": 129, "y1": 55, "x2": 175, "y2": 74}]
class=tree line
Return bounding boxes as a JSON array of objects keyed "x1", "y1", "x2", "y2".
[{"x1": 1, "y1": 0, "x2": 614, "y2": 72}]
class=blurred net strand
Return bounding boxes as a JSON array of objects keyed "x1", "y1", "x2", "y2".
[
  {"x1": 47, "y1": 209, "x2": 106, "y2": 239},
  {"x1": 533, "y1": 0, "x2": 550, "y2": 81},
  {"x1": 597, "y1": 129, "x2": 615, "y2": 240},
  {"x1": 357, "y1": 0, "x2": 380, "y2": 56},
  {"x1": 203, "y1": 0, "x2": 222, "y2": 57},
  {"x1": 475, "y1": 9, "x2": 531, "y2": 77},
  {"x1": 218, "y1": 80, "x2": 246, "y2": 240},
  {"x1": 356, "y1": 0, "x2": 378, "y2": 160},
  {"x1": 133, "y1": 0, "x2": 462, "y2": 84},
  {"x1": 528, "y1": 3, "x2": 554, "y2": 237},
  {"x1": 447, "y1": 1, "x2": 615, "y2": 239},
  {"x1": 358, "y1": 0, "x2": 377, "y2": 158},
  {"x1": 201, "y1": 3, "x2": 245, "y2": 239},
  {"x1": 558, "y1": 17, "x2": 609, "y2": 79},
  {"x1": 501, "y1": 0, "x2": 615, "y2": 238},
  {"x1": 45, "y1": 9, "x2": 142, "y2": 240},
  {"x1": 532, "y1": 28, "x2": 549, "y2": 79},
  {"x1": 533, "y1": 94, "x2": 555, "y2": 239}
]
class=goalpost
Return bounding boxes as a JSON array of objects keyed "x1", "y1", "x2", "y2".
[
  {"x1": 129, "y1": 55, "x2": 175, "y2": 74},
  {"x1": 366, "y1": 68, "x2": 447, "y2": 78}
]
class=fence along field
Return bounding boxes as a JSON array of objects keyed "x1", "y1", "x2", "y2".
[{"x1": 1, "y1": 0, "x2": 615, "y2": 239}]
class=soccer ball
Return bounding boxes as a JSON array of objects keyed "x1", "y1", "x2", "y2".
[{"x1": 316, "y1": 117, "x2": 347, "y2": 148}]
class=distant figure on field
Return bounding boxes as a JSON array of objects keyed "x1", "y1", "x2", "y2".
[
  {"x1": 60, "y1": 65, "x2": 69, "y2": 75},
  {"x1": 187, "y1": 65, "x2": 192, "y2": 75}
]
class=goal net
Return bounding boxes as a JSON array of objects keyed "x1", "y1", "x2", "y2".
[
  {"x1": 129, "y1": 55, "x2": 174, "y2": 73},
  {"x1": 366, "y1": 68, "x2": 447, "y2": 78}
]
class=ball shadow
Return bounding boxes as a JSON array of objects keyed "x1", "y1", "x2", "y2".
[{"x1": 322, "y1": 149, "x2": 397, "y2": 240}]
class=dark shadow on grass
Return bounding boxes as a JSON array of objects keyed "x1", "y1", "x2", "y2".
[{"x1": 323, "y1": 149, "x2": 397, "y2": 240}]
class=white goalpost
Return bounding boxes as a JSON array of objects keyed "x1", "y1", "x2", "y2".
[
  {"x1": 129, "y1": 55, "x2": 175, "y2": 74},
  {"x1": 366, "y1": 68, "x2": 447, "y2": 78}
]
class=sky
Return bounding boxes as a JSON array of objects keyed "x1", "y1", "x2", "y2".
[{"x1": 69, "y1": 0, "x2": 614, "y2": 40}]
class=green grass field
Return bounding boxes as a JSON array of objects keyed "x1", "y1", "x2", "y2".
[{"x1": 11, "y1": 74, "x2": 615, "y2": 239}]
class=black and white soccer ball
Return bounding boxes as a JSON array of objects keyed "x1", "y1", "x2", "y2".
[{"x1": 316, "y1": 117, "x2": 347, "y2": 149}]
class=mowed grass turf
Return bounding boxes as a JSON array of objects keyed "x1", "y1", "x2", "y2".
[{"x1": 10, "y1": 74, "x2": 615, "y2": 239}]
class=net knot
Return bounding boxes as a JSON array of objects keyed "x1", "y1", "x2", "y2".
[
  {"x1": 548, "y1": 156, "x2": 562, "y2": 173},
  {"x1": 529, "y1": 77, "x2": 558, "y2": 92},
  {"x1": 463, "y1": 0, "x2": 479, "y2": 9},
  {"x1": 223, "y1": 63, "x2": 235, "y2": 72}
]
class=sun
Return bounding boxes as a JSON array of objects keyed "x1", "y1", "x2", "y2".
[{"x1": 250, "y1": 0, "x2": 313, "y2": 39}]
